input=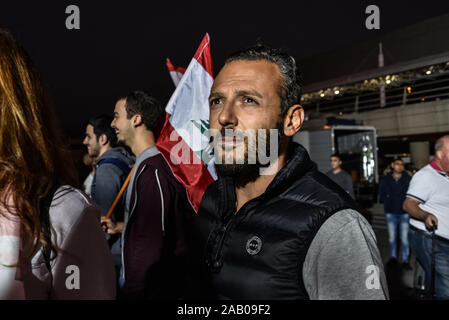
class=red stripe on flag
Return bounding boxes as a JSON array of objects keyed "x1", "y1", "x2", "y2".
[
  {"x1": 156, "y1": 113, "x2": 215, "y2": 212},
  {"x1": 166, "y1": 58, "x2": 186, "y2": 74},
  {"x1": 193, "y1": 33, "x2": 214, "y2": 78}
]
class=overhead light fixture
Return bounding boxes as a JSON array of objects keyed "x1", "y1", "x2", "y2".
[
  {"x1": 426, "y1": 70, "x2": 432, "y2": 75},
  {"x1": 320, "y1": 93, "x2": 325, "y2": 97},
  {"x1": 334, "y1": 90, "x2": 340, "y2": 95}
]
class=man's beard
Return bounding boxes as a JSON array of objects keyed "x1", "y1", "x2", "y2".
[
  {"x1": 213, "y1": 121, "x2": 285, "y2": 187},
  {"x1": 89, "y1": 142, "x2": 101, "y2": 158}
]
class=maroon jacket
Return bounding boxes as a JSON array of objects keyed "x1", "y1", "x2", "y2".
[{"x1": 121, "y1": 153, "x2": 196, "y2": 299}]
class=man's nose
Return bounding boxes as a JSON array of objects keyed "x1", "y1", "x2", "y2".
[{"x1": 218, "y1": 102, "x2": 237, "y2": 128}]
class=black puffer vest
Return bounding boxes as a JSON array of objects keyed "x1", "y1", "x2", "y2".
[{"x1": 187, "y1": 143, "x2": 357, "y2": 299}]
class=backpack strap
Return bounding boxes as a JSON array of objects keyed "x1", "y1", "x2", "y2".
[
  {"x1": 97, "y1": 158, "x2": 131, "y2": 175},
  {"x1": 93, "y1": 158, "x2": 132, "y2": 186}
]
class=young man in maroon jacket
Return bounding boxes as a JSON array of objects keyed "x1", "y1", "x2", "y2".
[{"x1": 105, "y1": 90, "x2": 196, "y2": 299}]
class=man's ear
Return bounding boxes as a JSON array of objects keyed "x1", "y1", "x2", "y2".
[
  {"x1": 283, "y1": 105, "x2": 304, "y2": 137},
  {"x1": 132, "y1": 114, "x2": 143, "y2": 128},
  {"x1": 99, "y1": 133, "x2": 108, "y2": 146},
  {"x1": 435, "y1": 150, "x2": 442, "y2": 161}
]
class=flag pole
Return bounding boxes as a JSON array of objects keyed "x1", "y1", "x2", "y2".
[{"x1": 105, "y1": 167, "x2": 134, "y2": 220}]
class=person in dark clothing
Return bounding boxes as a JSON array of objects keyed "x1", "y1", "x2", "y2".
[
  {"x1": 326, "y1": 154, "x2": 355, "y2": 199},
  {"x1": 105, "y1": 91, "x2": 196, "y2": 299},
  {"x1": 186, "y1": 44, "x2": 388, "y2": 300},
  {"x1": 379, "y1": 158, "x2": 412, "y2": 268},
  {"x1": 83, "y1": 115, "x2": 135, "y2": 285}
]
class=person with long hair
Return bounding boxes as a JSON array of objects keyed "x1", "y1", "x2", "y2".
[{"x1": 0, "y1": 29, "x2": 116, "y2": 299}]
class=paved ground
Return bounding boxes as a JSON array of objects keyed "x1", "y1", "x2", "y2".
[{"x1": 369, "y1": 203, "x2": 422, "y2": 298}]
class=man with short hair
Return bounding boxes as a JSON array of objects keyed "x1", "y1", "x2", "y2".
[
  {"x1": 379, "y1": 158, "x2": 411, "y2": 268},
  {"x1": 109, "y1": 91, "x2": 196, "y2": 299},
  {"x1": 84, "y1": 115, "x2": 135, "y2": 217},
  {"x1": 326, "y1": 154, "x2": 355, "y2": 199},
  {"x1": 404, "y1": 135, "x2": 449, "y2": 299},
  {"x1": 83, "y1": 115, "x2": 135, "y2": 284},
  {"x1": 187, "y1": 44, "x2": 388, "y2": 300}
]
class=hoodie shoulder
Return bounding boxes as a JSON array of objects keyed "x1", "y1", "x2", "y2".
[
  {"x1": 49, "y1": 186, "x2": 100, "y2": 237},
  {"x1": 99, "y1": 147, "x2": 135, "y2": 166}
]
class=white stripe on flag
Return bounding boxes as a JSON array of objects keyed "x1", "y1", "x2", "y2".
[{"x1": 165, "y1": 59, "x2": 216, "y2": 179}]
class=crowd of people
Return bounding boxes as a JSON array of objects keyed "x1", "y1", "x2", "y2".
[{"x1": 0, "y1": 27, "x2": 448, "y2": 300}]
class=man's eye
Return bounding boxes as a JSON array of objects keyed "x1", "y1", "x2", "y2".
[
  {"x1": 210, "y1": 98, "x2": 222, "y2": 106},
  {"x1": 244, "y1": 97, "x2": 257, "y2": 104}
]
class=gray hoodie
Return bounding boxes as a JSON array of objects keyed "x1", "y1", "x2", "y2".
[{"x1": 91, "y1": 146, "x2": 135, "y2": 220}]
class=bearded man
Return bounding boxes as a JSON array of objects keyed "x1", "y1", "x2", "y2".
[{"x1": 186, "y1": 44, "x2": 389, "y2": 300}]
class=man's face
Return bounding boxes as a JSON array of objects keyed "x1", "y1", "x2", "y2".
[
  {"x1": 391, "y1": 160, "x2": 404, "y2": 174},
  {"x1": 437, "y1": 138, "x2": 449, "y2": 173},
  {"x1": 83, "y1": 124, "x2": 101, "y2": 157},
  {"x1": 330, "y1": 156, "x2": 342, "y2": 170},
  {"x1": 208, "y1": 59, "x2": 284, "y2": 181},
  {"x1": 111, "y1": 99, "x2": 133, "y2": 146}
]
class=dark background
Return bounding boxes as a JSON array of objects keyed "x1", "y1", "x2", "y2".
[{"x1": 2, "y1": 0, "x2": 449, "y2": 139}]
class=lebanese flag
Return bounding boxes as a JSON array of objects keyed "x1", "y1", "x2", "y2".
[
  {"x1": 157, "y1": 34, "x2": 217, "y2": 212},
  {"x1": 166, "y1": 58, "x2": 186, "y2": 87}
]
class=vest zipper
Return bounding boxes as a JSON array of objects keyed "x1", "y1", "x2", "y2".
[
  {"x1": 212, "y1": 217, "x2": 234, "y2": 270},
  {"x1": 211, "y1": 189, "x2": 259, "y2": 271}
]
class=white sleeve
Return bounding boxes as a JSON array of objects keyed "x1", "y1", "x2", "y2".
[
  {"x1": 406, "y1": 169, "x2": 433, "y2": 204},
  {"x1": 0, "y1": 202, "x2": 25, "y2": 299}
]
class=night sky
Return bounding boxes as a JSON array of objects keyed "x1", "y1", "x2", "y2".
[{"x1": 1, "y1": 1, "x2": 449, "y2": 139}]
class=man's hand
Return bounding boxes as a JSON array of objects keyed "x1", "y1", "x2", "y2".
[
  {"x1": 403, "y1": 197, "x2": 438, "y2": 231},
  {"x1": 424, "y1": 213, "x2": 438, "y2": 231},
  {"x1": 100, "y1": 217, "x2": 123, "y2": 235}
]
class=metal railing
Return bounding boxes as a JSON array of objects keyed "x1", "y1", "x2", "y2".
[{"x1": 304, "y1": 72, "x2": 449, "y2": 114}]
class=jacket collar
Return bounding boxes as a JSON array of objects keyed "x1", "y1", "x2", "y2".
[
  {"x1": 387, "y1": 171, "x2": 406, "y2": 180},
  {"x1": 430, "y1": 159, "x2": 448, "y2": 177},
  {"x1": 215, "y1": 143, "x2": 315, "y2": 220},
  {"x1": 263, "y1": 143, "x2": 315, "y2": 196}
]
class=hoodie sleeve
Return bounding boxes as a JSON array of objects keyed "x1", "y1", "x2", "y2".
[
  {"x1": 51, "y1": 203, "x2": 116, "y2": 299},
  {"x1": 91, "y1": 163, "x2": 122, "y2": 217},
  {"x1": 345, "y1": 173, "x2": 355, "y2": 199}
]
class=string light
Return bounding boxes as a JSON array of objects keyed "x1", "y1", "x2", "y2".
[{"x1": 300, "y1": 61, "x2": 449, "y2": 105}]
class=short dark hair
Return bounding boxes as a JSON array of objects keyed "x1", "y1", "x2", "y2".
[
  {"x1": 330, "y1": 154, "x2": 341, "y2": 160},
  {"x1": 225, "y1": 43, "x2": 302, "y2": 117},
  {"x1": 121, "y1": 91, "x2": 165, "y2": 135},
  {"x1": 88, "y1": 114, "x2": 117, "y2": 147}
]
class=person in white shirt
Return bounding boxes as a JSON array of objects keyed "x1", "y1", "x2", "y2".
[
  {"x1": 403, "y1": 135, "x2": 449, "y2": 299},
  {"x1": 82, "y1": 154, "x2": 96, "y2": 197}
]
